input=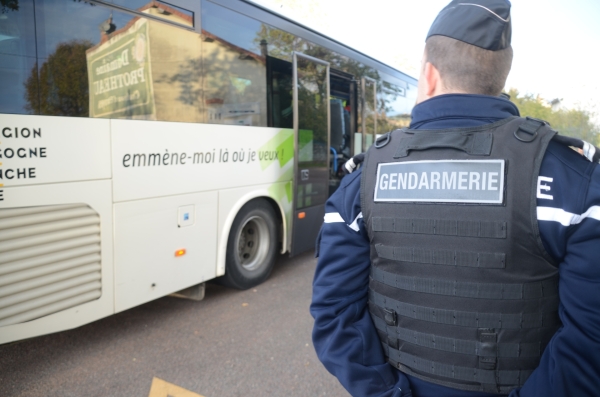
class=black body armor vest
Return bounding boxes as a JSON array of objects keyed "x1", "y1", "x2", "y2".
[{"x1": 361, "y1": 117, "x2": 561, "y2": 394}]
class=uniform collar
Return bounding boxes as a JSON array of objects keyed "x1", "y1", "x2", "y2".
[{"x1": 409, "y1": 94, "x2": 520, "y2": 130}]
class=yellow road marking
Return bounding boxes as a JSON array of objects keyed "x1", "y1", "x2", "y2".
[{"x1": 148, "y1": 377, "x2": 205, "y2": 397}]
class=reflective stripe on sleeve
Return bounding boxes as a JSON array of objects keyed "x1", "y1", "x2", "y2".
[
  {"x1": 583, "y1": 140, "x2": 597, "y2": 163},
  {"x1": 324, "y1": 212, "x2": 345, "y2": 223},
  {"x1": 537, "y1": 206, "x2": 600, "y2": 226},
  {"x1": 323, "y1": 212, "x2": 363, "y2": 232}
]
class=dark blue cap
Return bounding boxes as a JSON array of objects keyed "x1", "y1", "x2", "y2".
[{"x1": 426, "y1": 1, "x2": 512, "y2": 51}]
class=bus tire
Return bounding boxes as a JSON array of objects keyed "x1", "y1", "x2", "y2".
[{"x1": 220, "y1": 199, "x2": 277, "y2": 290}]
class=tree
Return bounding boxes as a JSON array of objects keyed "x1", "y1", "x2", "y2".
[
  {"x1": 25, "y1": 40, "x2": 93, "y2": 117},
  {"x1": 506, "y1": 88, "x2": 600, "y2": 145}
]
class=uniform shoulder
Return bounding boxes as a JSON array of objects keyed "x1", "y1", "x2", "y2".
[
  {"x1": 545, "y1": 139, "x2": 599, "y2": 177},
  {"x1": 539, "y1": 139, "x2": 600, "y2": 213}
]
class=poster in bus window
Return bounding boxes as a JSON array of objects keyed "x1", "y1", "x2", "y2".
[{"x1": 86, "y1": 19, "x2": 155, "y2": 119}]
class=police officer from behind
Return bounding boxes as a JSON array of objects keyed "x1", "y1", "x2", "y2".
[{"x1": 310, "y1": 1, "x2": 600, "y2": 396}]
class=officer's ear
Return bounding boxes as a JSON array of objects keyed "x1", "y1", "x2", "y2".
[
  {"x1": 417, "y1": 57, "x2": 442, "y2": 103},
  {"x1": 423, "y1": 61, "x2": 442, "y2": 98}
]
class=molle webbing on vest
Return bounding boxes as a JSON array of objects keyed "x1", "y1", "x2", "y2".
[
  {"x1": 389, "y1": 349, "x2": 532, "y2": 394},
  {"x1": 394, "y1": 131, "x2": 493, "y2": 158},
  {"x1": 372, "y1": 316, "x2": 545, "y2": 358},
  {"x1": 372, "y1": 217, "x2": 507, "y2": 239},
  {"x1": 371, "y1": 266, "x2": 559, "y2": 299},
  {"x1": 375, "y1": 244, "x2": 506, "y2": 268},
  {"x1": 369, "y1": 290, "x2": 561, "y2": 329}
]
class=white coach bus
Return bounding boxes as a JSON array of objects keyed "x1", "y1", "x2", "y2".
[{"x1": 0, "y1": 0, "x2": 417, "y2": 344}]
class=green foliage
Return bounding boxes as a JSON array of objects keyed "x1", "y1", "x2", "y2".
[
  {"x1": 506, "y1": 88, "x2": 600, "y2": 145},
  {"x1": 24, "y1": 40, "x2": 93, "y2": 117}
]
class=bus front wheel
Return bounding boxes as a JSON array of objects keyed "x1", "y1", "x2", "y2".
[{"x1": 220, "y1": 200, "x2": 277, "y2": 290}]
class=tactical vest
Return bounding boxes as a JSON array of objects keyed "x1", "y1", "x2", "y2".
[{"x1": 361, "y1": 117, "x2": 561, "y2": 394}]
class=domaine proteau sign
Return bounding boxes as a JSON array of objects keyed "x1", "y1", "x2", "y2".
[
  {"x1": 87, "y1": 19, "x2": 155, "y2": 118},
  {"x1": 374, "y1": 159, "x2": 505, "y2": 203}
]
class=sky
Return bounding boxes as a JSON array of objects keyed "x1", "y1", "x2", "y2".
[{"x1": 249, "y1": 0, "x2": 599, "y2": 121}]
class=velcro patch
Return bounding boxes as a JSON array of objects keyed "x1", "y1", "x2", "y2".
[{"x1": 374, "y1": 160, "x2": 505, "y2": 203}]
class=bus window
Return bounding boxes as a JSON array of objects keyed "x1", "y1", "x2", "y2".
[
  {"x1": 267, "y1": 56, "x2": 293, "y2": 129},
  {"x1": 377, "y1": 80, "x2": 412, "y2": 132},
  {"x1": 28, "y1": 0, "x2": 202, "y2": 121},
  {"x1": 201, "y1": 0, "x2": 268, "y2": 127},
  {"x1": 0, "y1": 2, "x2": 36, "y2": 115}
]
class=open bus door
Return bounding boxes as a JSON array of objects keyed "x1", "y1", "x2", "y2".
[
  {"x1": 289, "y1": 53, "x2": 359, "y2": 256},
  {"x1": 290, "y1": 52, "x2": 331, "y2": 256},
  {"x1": 266, "y1": 53, "x2": 357, "y2": 256}
]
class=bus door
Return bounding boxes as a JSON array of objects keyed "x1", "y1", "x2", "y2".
[
  {"x1": 329, "y1": 69, "x2": 357, "y2": 196},
  {"x1": 360, "y1": 76, "x2": 377, "y2": 152},
  {"x1": 290, "y1": 53, "x2": 330, "y2": 256}
]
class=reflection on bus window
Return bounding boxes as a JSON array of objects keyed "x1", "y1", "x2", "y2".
[
  {"x1": 362, "y1": 78, "x2": 377, "y2": 149},
  {"x1": 85, "y1": 2, "x2": 200, "y2": 121},
  {"x1": 4, "y1": 0, "x2": 202, "y2": 121},
  {"x1": 378, "y1": 80, "x2": 412, "y2": 132},
  {"x1": 0, "y1": 1, "x2": 36, "y2": 114},
  {"x1": 106, "y1": 0, "x2": 195, "y2": 27},
  {"x1": 201, "y1": 0, "x2": 267, "y2": 127}
]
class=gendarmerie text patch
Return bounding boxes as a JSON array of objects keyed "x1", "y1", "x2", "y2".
[{"x1": 374, "y1": 160, "x2": 505, "y2": 203}]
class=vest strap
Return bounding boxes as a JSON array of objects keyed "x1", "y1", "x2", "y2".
[
  {"x1": 371, "y1": 266, "x2": 559, "y2": 300},
  {"x1": 375, "y1": 243, "x2": 505, "y2": 269},
  {"x1": 394, "y1": 131, "x2": 493, "y2": 158},
  {"x1": 372, "y1": 316, "x2": 543, "y2": 358},
  {"x1": 386, "y1": 347, "x2": 532, "y2": 393},
  {"x1": 514, "y1": 117, "x2": 544, "y2": 142},
  {"x1": 372, "y1": 217, "x2": 507, "y2": 239},
  {"x1": 369, "y1": 290, "x2": 561, "y2": 329}
]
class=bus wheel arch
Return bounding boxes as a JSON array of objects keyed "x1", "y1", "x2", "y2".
[{"x1": 217, "y1": 198, "x2": 280, "y2": 290}]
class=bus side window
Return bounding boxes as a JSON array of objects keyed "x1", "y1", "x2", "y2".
[
  {"x1": 0, "y1": 2, "x2": 37, "y2": 115},
  {"x1": 201, "y1": 0, "x2": 268, "y2": 127},
  {"x1": 377, "y1": 80, "x2": 414, "y2": 133}
]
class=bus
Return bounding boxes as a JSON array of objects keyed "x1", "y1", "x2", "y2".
[{"x1": 0, "y1": 0, "x2": 417, "y2": 344}]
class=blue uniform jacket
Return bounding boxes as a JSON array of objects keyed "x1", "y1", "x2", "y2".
[{"x1": 310, "y1": 94, "x2": 600, "y2": 397}]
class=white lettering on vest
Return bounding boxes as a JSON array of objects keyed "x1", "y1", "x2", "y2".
[
  {"x1": 537, "y1": 176, "x2": 554, "y2": 200},
  {"x1": 379, "y1": 173, "x2": 388, "y2": 190},
  {"x1": 488, "y1": 172, "x2": 499, "y2": 190}
]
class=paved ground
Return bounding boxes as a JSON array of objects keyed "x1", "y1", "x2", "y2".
[{"x1": 0, "y1": 252, "x2": 349, "y2": 397}]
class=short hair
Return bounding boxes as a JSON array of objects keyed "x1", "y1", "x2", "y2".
[{"x1": 425, "y1": 35, "x2": 513, "y2": 96}]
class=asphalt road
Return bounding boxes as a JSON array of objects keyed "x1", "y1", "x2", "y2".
[{"x1": 0, "y1": 252, "x2": 350, "y2": 397}]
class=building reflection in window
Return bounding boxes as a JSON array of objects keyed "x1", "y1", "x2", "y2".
[
  {"x1": 85, "y1": 3, "x2": 201, "y2": 121},
  {"x1": 201, "y1": 0, "x2": 267, "y2": 127}
]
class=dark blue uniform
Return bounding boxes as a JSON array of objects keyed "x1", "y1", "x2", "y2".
[{"x1": 310, "y1": 94, "x2": 600, "y2": 397}]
